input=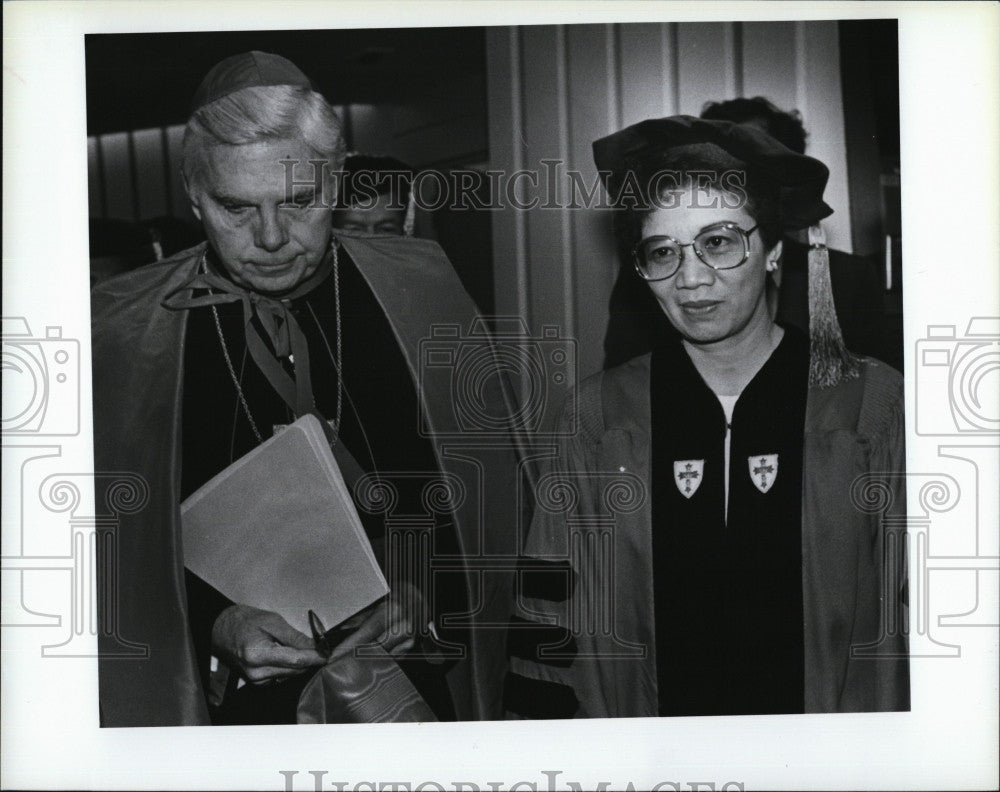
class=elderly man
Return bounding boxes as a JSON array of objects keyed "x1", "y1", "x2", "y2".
[{"x1": 92, "y1": 51, "x2": 518, "y2": 726}]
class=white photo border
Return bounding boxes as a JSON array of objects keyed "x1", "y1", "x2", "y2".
[{"x1": 2, "y1": 1, "x2": 998, "y2": 790}]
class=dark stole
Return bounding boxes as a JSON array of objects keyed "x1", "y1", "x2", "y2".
[{"x1": 649, "y1": 327, "x2": 809, "y2": 716}]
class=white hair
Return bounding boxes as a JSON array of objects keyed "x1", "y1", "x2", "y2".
[{"x1": 182, "y1": 84, "x2": 346, "y2": 185}]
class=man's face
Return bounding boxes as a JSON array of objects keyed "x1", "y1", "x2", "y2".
[
  {"x1": 187, "y1": 139, "x2": 334, "y2": 294},
  {"x1": 331, "y1": 191, "x2": 407, "y2": 236}
]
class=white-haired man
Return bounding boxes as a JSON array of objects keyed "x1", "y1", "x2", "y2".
[{"x1": 92, "y1": 52, "x2": 518, "y2": 726}]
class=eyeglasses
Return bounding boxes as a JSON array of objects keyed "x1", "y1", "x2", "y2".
[{"x1": 632, "y1": 222, "x2": 760, "y2": 281}]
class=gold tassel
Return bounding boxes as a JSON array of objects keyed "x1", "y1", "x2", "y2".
[
  {"x1": 403, "y1": 180, "x2": 417, "y2": 237},
  {"x1": 808, "y1": 223, "x2": 861, "y2": 387}
]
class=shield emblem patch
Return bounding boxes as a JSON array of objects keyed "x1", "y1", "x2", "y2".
[
  {"x1": 748, "y1": 454, "x2": 778, "y2": 493},
  {"x1": 673, "y1": 459, "x2": 704, "y2": 498}
]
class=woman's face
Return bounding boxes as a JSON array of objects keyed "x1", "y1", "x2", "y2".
[{"x1": 640, "y1": 186, "x2": 781, "y2": 347}]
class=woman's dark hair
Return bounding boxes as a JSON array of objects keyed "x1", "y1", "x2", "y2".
[{"x1": 620, "y1": 142, "x2": 784, "y2": 250}]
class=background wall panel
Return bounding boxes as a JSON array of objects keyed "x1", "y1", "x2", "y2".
[
  {"x1": 741, "y1": 22, "x2": 798, "y2": 112},
  {"x1": 619, "y1": 23, "x2": 678, "y2": 125},
  {"x1": 566, "y1": 24, "x2": 619, "y2": 376},
  {"x1": 484, "y1": 27, "x2": 525, "y2": 319},
  {"x1": 798, "y1": 21, "x2": 851, "y2": 253},
  {"x1": 87, "y1": 137, "x2": 103, "y2": 218},
  {"x1": 98, "y1": 132, "x2": 135, "y2": 222},
  {"x1": 132, "y1": 128, "x2": 168, "y2": 221},
  {"x1": 165, "y1": 124, "x2": 188, "y2": 221},
  {"x1": 521, "y1": 25, "x2": 571, "y2": 341},
  {"x1": 676, "y1": 23, "x2": 739, "y2": 115}
]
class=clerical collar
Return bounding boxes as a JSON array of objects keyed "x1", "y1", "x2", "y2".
[{"x1": 164, "y1": 241, "x2": 342, "y2": 431}]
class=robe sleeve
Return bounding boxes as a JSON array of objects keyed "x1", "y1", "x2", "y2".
[
  {"x1": 870, "y1": 371, "x2": 910, "y2": 710},
  {"x1": 183, "y1": 570, "x2": 233, "y2": 694},
  {"x1": 503, "y1": 389, "x2": 591, "y2": 719}
]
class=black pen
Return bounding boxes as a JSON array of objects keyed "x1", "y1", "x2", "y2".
[
  {"x1": 308, "y1": 609, "x2": 355, "y2": 659},
  {"x1": 308, "y1": 610, "x2": 333, "y2": 659}
]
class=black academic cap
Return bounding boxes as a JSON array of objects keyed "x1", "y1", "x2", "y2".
[{"x1": 592, "y1": 115, "x2": 833, "y2": 230}]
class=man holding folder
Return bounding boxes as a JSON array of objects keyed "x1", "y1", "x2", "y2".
[{"x1": 92, "y1": 51, "x2": 519, "y2": 726}]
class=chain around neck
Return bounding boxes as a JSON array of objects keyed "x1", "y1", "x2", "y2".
[{"x1": 204, "y1": 241, "x2": 343, "y2": 447}]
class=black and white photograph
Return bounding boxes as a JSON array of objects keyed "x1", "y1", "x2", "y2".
[{"x1": 2, "y1": 2, "x2": 998, "y2": 790}]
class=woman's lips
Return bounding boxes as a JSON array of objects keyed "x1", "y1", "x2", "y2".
[{"x1": 679, "y1": 299, "x2": 722, "y2": 315}]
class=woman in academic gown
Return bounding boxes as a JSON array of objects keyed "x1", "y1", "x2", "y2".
[{"x1": 505, "y1": 116, "x2": 908, "y2": 719}]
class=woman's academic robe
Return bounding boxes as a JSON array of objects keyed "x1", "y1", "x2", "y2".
[{"x1": 508, "y1": 352, "x2": 909, "y2": 717}]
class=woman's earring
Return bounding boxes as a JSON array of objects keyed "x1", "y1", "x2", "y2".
[{"x1": 766, "y1": 260, "x2": 779, "y2": 272}]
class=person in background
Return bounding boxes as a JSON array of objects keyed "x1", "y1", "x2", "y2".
[
  {"x1": 331, "y1": 153, "x2": 498, "y2": 315},
  {"x1": 332, "y1": 153, "x2": 416, "y2": 237},
  {"x1": 604, "y1": 96, "x2": 888, "y2": 370}
]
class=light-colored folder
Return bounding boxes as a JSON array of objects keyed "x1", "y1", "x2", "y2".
[{"x1": 181, "y1": 413, "x2": 388, "y2": 636}]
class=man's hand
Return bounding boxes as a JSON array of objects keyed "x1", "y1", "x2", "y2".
[
  {"x1": 211, "y1": 604, "x2": 327, "y2": 685},
  {"x1": 331, "y1": 582, "x2": 425, "y2": 659}
]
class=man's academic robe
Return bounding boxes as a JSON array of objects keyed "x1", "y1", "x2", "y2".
[{"x1": 92, "y1": 235, "x2": 520, "y2": 726}]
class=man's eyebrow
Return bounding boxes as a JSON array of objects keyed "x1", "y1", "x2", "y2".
[
  {"x1": 211, "y1": 191, "x2": 254, "y2": 206},
  {"x1": 209, "y1": 188, "x2": 318, "y2": 205}
]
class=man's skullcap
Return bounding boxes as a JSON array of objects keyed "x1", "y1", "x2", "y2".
[{"x1": 191, "y1": 50, "x2": 314, "y2": 113}]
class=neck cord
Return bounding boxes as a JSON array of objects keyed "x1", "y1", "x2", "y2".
[
  {"x1": 205, "y1": 240, "x2": 343, "y2": 447},
  {"x1": 305, "y1": 245, "x2": 343, "y2": 444},
  {"x1": 306, "y1": 299, "x2": 342, "y2": 445},
  {"x1": 211, "y1": 301, "x2": 264, "y2": 444}
]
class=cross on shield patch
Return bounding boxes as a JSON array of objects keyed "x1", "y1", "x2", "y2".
[
  {"x1": 673, "y1": 459, "x2": 704, "y2": 498},
  {"x1": 748, "y1": 454, "x2": 778, "y2": 493}
]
